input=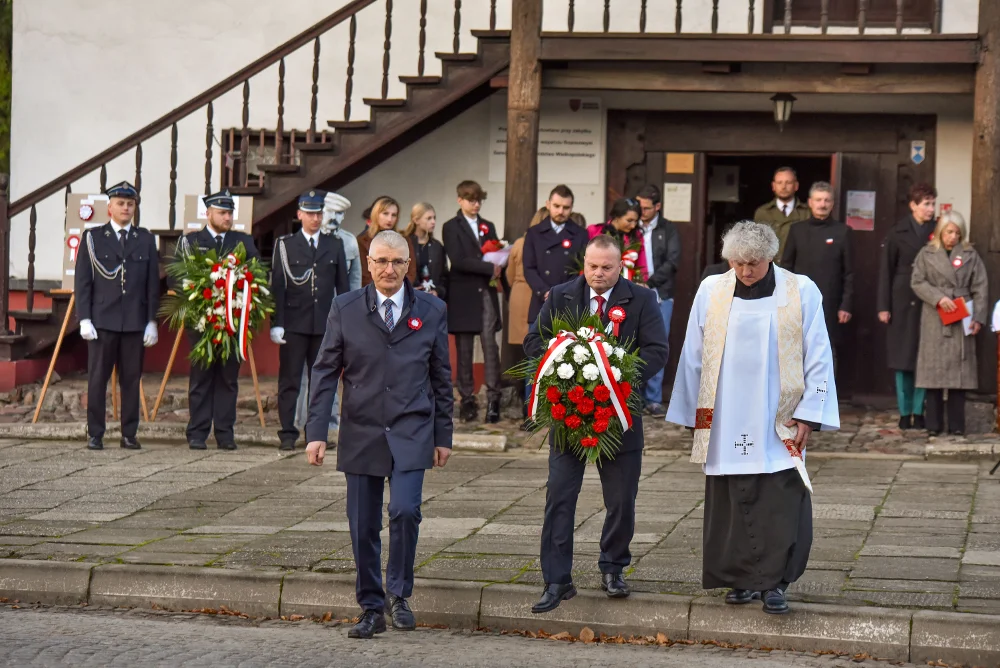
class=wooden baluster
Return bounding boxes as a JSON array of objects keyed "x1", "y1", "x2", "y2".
[
  {"x1": 134, "y1": 143, "x2": 142, "y2": 227},
  {"x1": 452, "y1": 0, "x2": 462, "y2": 53},
  {"x1": 276, "y1": 58, "x2": 286, "y2": 164},
  {"x1": 748, "y1": 0, "x2": 755, "y2": 33},
  {"x1": 0, "y1": 175, "x2": 8, "y2": 334},
  {"x1": 640, "y1": 0, "x2": 647, "y2": 32},
  {"x1": 309, "y1": 38, "x2": 320, "y2": 142},
  {"x1": 675, "y1": 0, "x2": 683, "y2": 33},
  {"x1": 858, "y1": 0, "x2": 868, "y2": 34},
  {"x1": 168, "y1": 123, "x2": 178, "y2": 230},
  {"x1": 26, "y1": 204, "x2": 36, "y2": 313},
  {"x1": 381, "y1": 0, "x2": 393, "y2": 100},
  {"x1": 258, "y1": 130, "x2": 265, "y2": 186},
  {"x1": 933, "y1": 0, "x2": 942, "y2": 33},
  {"x1": 712, "y1": 0, "x2": 720, "y2": 33},
  {"x1": 227, "y1": 129, "x2": 234, "y2": 187},
  {"x1": 99, "y1": 164, "x2": 107, "y2": 193},
  {"x1": 783, "y1": 0, "x2": 792, "y2": 33},
  {"x1": 895, "y1": 0, "x2": 904, "y2": 34},
  {"x1": 490, "y1": 0, "x2": 497, "y2": 30},
  {"x1": 603, "y1": 0, "x2": 611, "y2": 32},
  {"x1": 820, "y1": 0, "x2": 829, "y2": 33},
  {"x1": 240, "y1": 81, "x2": 250, "y2": 186},
  {"x1": 568, "y1": 0, "x2": 575, "y2": 32},
  {"x1": 204, "y1": 102, "x2": 214, "y2": 195},
  {"x1": 344, "y1": 15, "x2": 357, "y2": 122},
  {"x1": 290, "y1": 129, "x2": 297, "y2": 164},
  {"x1": 417, "y1": 0, "x2": 428, "y2": 76}
]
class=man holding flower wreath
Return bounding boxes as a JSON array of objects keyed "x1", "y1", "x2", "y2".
[{"x1": 523, "y1": 234, "x2": 669, "y2": 613}]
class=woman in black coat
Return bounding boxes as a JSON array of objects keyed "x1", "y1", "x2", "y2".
[
  {"x1": 877, "y1": 183, "x2": 937, "y2": 431},
  {"x1": 404, "y1": 202, "x2": 449, "y2": 301}
]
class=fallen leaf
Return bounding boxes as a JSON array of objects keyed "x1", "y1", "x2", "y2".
[
  {"x1": 549, "y1": 632, "x2": 572, "y2": 641},
  {"x1": 579, "y1": 627, "x2": 595, "y2": 643},
  {"x1": 289, "y1": 614, "x2": 304, "y2": 621},
  {"x1": 321, "y1": 611, "x2": 332, "y2": 623},
  {"x1": 656, "y1": 633, "x2": 669, "y2": 646}
]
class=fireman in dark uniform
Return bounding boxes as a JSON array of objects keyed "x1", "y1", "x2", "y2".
[
  {"x1": 178, "y1": 190, "x2": 260, "y2": 451},
  {"x1": 271, "y1": 190, "x2": 350, "y2": 450},
  {"x1": 75, "y1": 181, "x2": 160, "y2": 451}
]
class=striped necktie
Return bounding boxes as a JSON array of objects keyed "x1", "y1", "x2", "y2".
[{"x1": 383, "y1": 301, "x2": 395, "y2": 331}]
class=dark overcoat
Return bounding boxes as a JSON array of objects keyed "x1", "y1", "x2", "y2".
[
  {"x1": 411, "y1": 234, "x2": 450, "y2": 302},
  {"x1": 75, "y1": 222, "x2": 159, "y2": 332},
  {"x1": 524, "y1": 276, "x2": 669, "y2": 454},
  {"x1": 271, "y1": 231, "x2": 349, "y2": 335},
  {"x1": 305, "y1": 281, "x2": 454, "y2": 477},
  {"x1": 877, "y1": 215, "x2": 931, "y2": 371},
  {"x1": 441, "y1": 213, "x2": 501, "y2": 334},
  {"x1": 522, "y1": 217, "x2": 588, "y2": 324},
  {"x1": 181, "y1": 227, "x2": 260, "y2": 261},
  {"x1": 645, "y1": 217, "x2": 682, "y2": 301}
]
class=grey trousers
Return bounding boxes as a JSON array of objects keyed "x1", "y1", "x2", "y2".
[
  {"x1": 454, "y1": 292, "x2": 501, "y2": 403},
  {"x1": 294, "y1": 365, "x2": 341, "y2": 431}
]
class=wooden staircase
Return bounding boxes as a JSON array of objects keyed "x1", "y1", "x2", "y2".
[{"x1": 0, "y1": 292, "x2": 76, "y2": 361}]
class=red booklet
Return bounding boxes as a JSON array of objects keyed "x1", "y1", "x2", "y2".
[{"x1": 938, "y1": 297, "x2": 969, "y2": 325}]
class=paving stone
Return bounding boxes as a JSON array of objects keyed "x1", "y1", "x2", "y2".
[
  {"x1": 863, "y1": 532, "x2": 966, "y2": 548},
  {"x1": 851, "y1": 556, "x2": 960, "y2": 581},
  {"x1": 285, "y1": 521, "x2": 351, "y2": 532},
  {"x1": 118, "y1": 551, "x2": 219, "y2": 566},
  {"x1": 476, "y1": 523, "x2": 544, "y2": 537},
  {"x1": 859, "y1": 544, "x2": 961, "y2": 559},
  {"x1": 811, "y1": 504, "x2": 876, "y2": 521},
  {"x1": 846, "y1": 577, "x2": 957, "y2": 593},
  {"x1": 19, "y1": 542, "x2": 129, "y2": 558},
  {"x1": 51, "y1": 528, "x2": 175, "y2": 546},
  {"x1": 962, "y1": 550, "x2": 1000, "y2": 567},
  {"x1": 840, "y1": 590, "x2": 955, "y2": 607}
]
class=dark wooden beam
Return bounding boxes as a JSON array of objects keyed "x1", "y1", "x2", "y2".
[
  {"x1": 542, "y1": 69, "x2": 974, "y2": 95},
  {"x1": 971, "y1": 0, "x2": 1000, "y2": 393},
  {"x1": 504, "y1": 0, "x2": 542, "y2": 243},
  {"x1": 490, "y1": 75, "x2": 509, "y2": 88},
  {"x1": 539, "y1": 34, "x2": 980, "y2": 64}
]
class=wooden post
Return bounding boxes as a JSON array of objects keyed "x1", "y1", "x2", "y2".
[
  {"x1": 139, "y1": 379, "x2": 150, "y2": 422},
  {"x1": 151, "y1": 327, "x2": 184, "y2": 421},
  {"x1": 503, "y1": 0, "x2": 542, "y2": 244},
  {"x1": 32, "y1": 293, "x2": 75, "y2": 424},
  {"x1": 247, "y1": 344, "x2": 266, "y2": 428},
  {"x1": 972, "y1": 0, "x2": 1000, "y2": 397}
]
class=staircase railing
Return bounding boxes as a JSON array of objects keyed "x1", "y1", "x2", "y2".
[{"x1": 0, "y1": 0, "x2": 505, "y2": 334}]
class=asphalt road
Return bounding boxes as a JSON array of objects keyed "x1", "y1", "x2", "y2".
[{"x1": 0, "y1": 604, "x2": 929, "y2": 668}]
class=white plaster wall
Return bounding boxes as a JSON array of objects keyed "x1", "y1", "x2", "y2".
[{"x1": 936, "y1": 112, "x2": 974, "y2": 219}]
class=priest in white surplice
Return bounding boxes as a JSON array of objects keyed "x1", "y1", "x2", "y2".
[{"x1": 666, "y1": 221, "x2": 839, "y2": 615}]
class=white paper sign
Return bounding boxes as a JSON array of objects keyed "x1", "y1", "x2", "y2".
[{"x1": 662, "y1": 183, "x2": 693, "y2": 222}]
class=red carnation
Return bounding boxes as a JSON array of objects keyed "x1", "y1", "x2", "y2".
[
  {"x1": 581, "y1": 437, "x2": 599, "y2": 449},
  {"x1": 596, "y1": 406, "x2": 615, "y2": 421},
  {"x1": 565, "y1": 415, "x2": 583, "y2": 430},
  {"x1": 594, "y1": 419, "x2": 610, "y2": 434},
  {"x1": 576, "y1": 398, "x2": 595, "y2": 415},
  {"x1": 212, "y1": 263, "x2": 221, "y2": 272},
  {"x1": 237, "y1": 279, "x2": 246, "y2": 290},
  {"x1": 245, "y1": 272, "x2": 254, "y2": 282},
  {"x1": 481, "y1": 239, "x2": 504, "y2": 254},
  {"x1": 207, "y1": 314, "x2": 217, "y2": 323},
  {"x1": 593, "y1": 385, "x2": 611, "y2": 403},
  {"x1": 545, "y1": 386, "x2": 562, "y2": 403},
  {"x1": 214, "y1": 301, "x2": 223, "y2": 309},
  {"x1": 214, "y1": 278, "x2": 225, "y2": 288},
  {"x1": 202, "y1": 288, "x2": 213, "y2": 300},
  {"x1": 550, "y1": 404, "x2": 567, "y2": 421},
  {"x1": 619, "y1": 382, "x2": 632, "y2": 397},
  {"x1": 568, "y1": 385, "x2": 586, "y2": 404}
]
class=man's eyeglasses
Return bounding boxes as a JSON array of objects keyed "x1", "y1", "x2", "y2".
[{"x1": 369, "y1": 258, "x2": 409, "y2": 269}]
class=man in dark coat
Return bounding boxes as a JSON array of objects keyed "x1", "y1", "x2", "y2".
[
  {"x1": 176, "y1": 190, "x2": 260, "y2": 451},
  {"x1": 781, "y1": 181, "x2": 854, "y2": 354},
  {"x1": 636, "y1": 184, "x2": 682, "y2": 417},
  {"x1": 522, "y1": 184, "x2": 588, "y2": 326},
  {"x1": 877, "y1": 182, "x2": 937, "y2": 430},
  {"x1": 441, "y1": 180, "x2": 502, "y2": 423},
  {"x1": 305, "y1": 230, "x2": 453, "y2": 640},
  {"x1": 524, "y1": 235, "x2": 669, "y2": 614},
  {"x1": 75, "y1": 181, "x2": 160, "y2": 451},
  {"x1": 270, "y1": 190, "x2": 350, "y2": 451}
]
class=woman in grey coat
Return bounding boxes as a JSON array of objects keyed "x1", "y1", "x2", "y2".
[{"x1": 911, "y1": 211, "x2": 988, "y2": 436}]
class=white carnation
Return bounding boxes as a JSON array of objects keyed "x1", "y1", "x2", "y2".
[
  {"x1": 614, "y1": 347, "x2": 625, "y2": 360},
  {"x1": 543, "y1": 364, "x2": 555, "y2": 377},
  {"x1": 582, "y1": 363, "x2": 600, "y2": 381},
  {"x1": 611, "y1": 366, "x2": 622, "y2": 382},
  {"x1": 552, "y1": 349, "x2": 565, "y2": 363},
  {"x1": 556, "y1": 363, "x2": 575, "y2": 380},
  {"x1": 572, "y1": 346, "x2": 590, "y2": 364}
]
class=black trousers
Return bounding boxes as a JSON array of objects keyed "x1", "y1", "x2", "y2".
[
  {"x1": 925, "y1": 389, "x2": 966, "y2": 434},
  {"x1": 87, "y1": 330, "x2": 144, "y2": 440},
  {"x1": 540, "y1": 447, "x2": 642, "y2": 585},
  {"x1": 277, "y1": 332, "x2": 324, "y2": 444},
  {"x1": 454, "y1": 292, "x2": 501, "y2": 403},
  {"x1": 186, "y1": 332, "x2": 242, "y2": 445}
]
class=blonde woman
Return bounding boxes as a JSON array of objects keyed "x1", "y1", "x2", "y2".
[
  {"x1": 911, "y1": 211, "x2": 988, "y2": 436},
  {"x1": 403, "y1": 202, "x2": 448, "y2": 300},
  {"x1": 357, "y1": 196, "x2": 417, "y2": 286}
]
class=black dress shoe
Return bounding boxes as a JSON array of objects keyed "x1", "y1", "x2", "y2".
[
  {"x1": 217, "y1": 442, "x2": 238, "y2": 451},
  {"x1": 762, "y1": 588, "x2": 789, "y2": 615},
  {"x1": 87, "y1": 437, "x2": 104, "y2": 451},
  {"x1": 485, "y1": 400, "x2": 500, "y2": 424},
  {"x1": 725, "y1": 588, "x2": 759, "y2": 605},
  {"x1": 348, "y1": 609, "x2": 387, "y2": 639},
  {"x1": 601, "y1": 572, "x2": 630, "y2": 598},
  {"x1": 279, "y1": 441, "x2": 296, "y2": 452},
  {"x1": 898, "y1": 415, "x2": 912, "y2": 430},
  {"x1": 460, "y1": 399, "x2": 478, "y2": 423},
  {"x1": 531, "y1": 583, "x2": 577, "y2": 614},
  {"x1": 912, "y1": 415, "x2": 926, "y2": 430},
  {"x1": 388, "y1": 594, "x2": 416, "y2": 630},
  {"x1": 120, "y1": 436, "x2": 141, "y2": 450},
  {"x1": 188, "y1": 441, "x2": 207, "y2": 450},
  {"x1": 949, "y1": 429, "x2": 964, "y2": 437}
]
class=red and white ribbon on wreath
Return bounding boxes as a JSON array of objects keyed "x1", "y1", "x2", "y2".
[
  {"x1": 622, "y1": 250, "x2": 640, "y2": 281},
  {"x1": 67, "y1": 235, "x2": 80, "y2": 262},
  {"x1": 529, "y1": 329, "x2": 633, "y2": 432},
  {"x1": 222, "y1": 254, "x2": 253, "y2": 362}
]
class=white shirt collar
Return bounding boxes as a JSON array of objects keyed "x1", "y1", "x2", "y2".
[
  {"x1": 777, "y1": 197, "x2": 795, "y2": 211},
  {"x1": 206, "y1": 226, "x2": 224, "y2": 240},
  {"x1": 111, "y1": 221, "x2": 131, "y2": 234},
  {"x1": 301, "y1": 229, "x2": 320, "y2": 245},
  {"x1": 463, "y1": 214, "x2": 479, "y2": 226},
  {"x1": 551, "y1": 219, "x2": 565, "y2": 234},
  {"x1": 376, "y1": 285, "x2": 405, "y2": 313},
  {"x1": 589, "y1": 286, "x2": 614, "y2": 303},
  {"x1": 643, "y1": 214, "x2": 659, "y2": 233}
]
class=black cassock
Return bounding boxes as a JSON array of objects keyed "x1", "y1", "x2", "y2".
[{"x1": 701, "y1": 266, "x2": 813, "y2": 593}]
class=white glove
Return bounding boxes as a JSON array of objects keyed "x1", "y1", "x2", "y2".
[
  {"x1": 80, "y1": 319, "x2": 98, "y2": 341},
  {"x1": 270, "y1": 327, "x2": 286, "y2": 345},
  {"x1": 143, "y1": 321, "x2": 159, "y2": 348}
]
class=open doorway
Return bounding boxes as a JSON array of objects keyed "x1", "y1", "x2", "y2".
[{"x1": 703, "y1": 154, "x2": 833, "y2": 266}]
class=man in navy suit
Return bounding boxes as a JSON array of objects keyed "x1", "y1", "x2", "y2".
[
  {"x1": 306, "y1": 230, "x2": 454, "y2": 639},
  {"x1": 524, "y1": 234, "x2": 669, "y2": 613}
]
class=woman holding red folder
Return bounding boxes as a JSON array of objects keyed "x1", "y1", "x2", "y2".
[{"x1": 911, "y1": 211, "x2": 988, "y2": 436}]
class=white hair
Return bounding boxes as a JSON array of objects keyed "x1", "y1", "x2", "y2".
[
  {"x1": 721, "y1": 220, "x2": 780, "y2": 263},
  {"x1": 369, "y1": 229, "x2": 410, "y2": 258}
]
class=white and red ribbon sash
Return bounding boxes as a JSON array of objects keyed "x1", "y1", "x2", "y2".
[
  {"x1": 622, "y1": 249, "x2": 640, "y2": 281},
  {"x1": 529, "y1": 329, "x2": 633, "y2": 432},
  {"x1": 222, "y1": 253, "x2": 252, "y2": 362}
]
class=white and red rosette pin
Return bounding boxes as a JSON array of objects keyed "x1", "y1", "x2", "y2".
[
  {"x1": 79, "y1": 204, "x2": 94, "y2": 221},
  {"x1": 408, "y1": 317, "x2": 423, "y2": 331},
  {"x1": 608, "y1": 306, "x2": 626, "y2": 337},
  {"x1": 952, "y1": 256, "x2": 963, "y2": 268},
  {"x1": 562, "y1": 239, "x2": 572, "y2": 249},
  {"x1": 479, "y1": 223, "x2": 489, "y2": 237}
]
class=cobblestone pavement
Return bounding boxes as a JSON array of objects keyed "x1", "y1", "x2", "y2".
[
  {"x1": 0, "y1": 605, "x2": 936, "y2": 668},
  {"x1": 1, "y1": 440, "x2": 999, "y2": 614},
  {"x1": 6, "y1": 374, "x2": 1000, "y2": 456}
]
